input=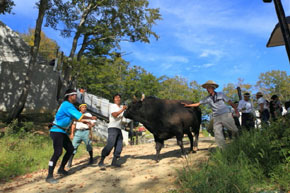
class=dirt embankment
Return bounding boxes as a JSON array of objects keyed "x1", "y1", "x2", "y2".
[{"x1": 1, "y1": 137, "x2": 216, "y2": 193}]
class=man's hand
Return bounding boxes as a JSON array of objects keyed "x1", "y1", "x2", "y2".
[
  {"x1": 181, "y1": 102, "x2": 189, "y2": 107},
  {"x1": 122, "y1": 105, "x2": 127, "y2": 110},
  {"x1": 70, "y1": 134, "x2": 74, "y2": 140},
  {"x1": 91, "y1": 116, "x2": 97, "y2": 120}
]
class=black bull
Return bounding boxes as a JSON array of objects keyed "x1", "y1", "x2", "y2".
[{"x1": 124, "y1": 97, "x2": 201, "y2": 161}]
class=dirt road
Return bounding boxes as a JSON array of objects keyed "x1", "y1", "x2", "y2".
[{"x1": 1, "y1": 137, "x2": 215, "y2": 193}]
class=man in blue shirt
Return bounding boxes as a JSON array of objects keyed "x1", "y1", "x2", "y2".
[
  {"x1": 46, "y1": 89, "x2": 96, "y2": 184},
  {"x1": 183, "y1": 80, "x2": 239, "y2": 148}
]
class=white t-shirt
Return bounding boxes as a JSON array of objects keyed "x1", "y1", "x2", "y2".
[
  {"x1": 74, "y1": 112, "x2": 95, "y2": 130},
  {"x1": 238, "y1": 100, "x2": 253, "y2": 113},
  {"x1": 108, "y1": 104, "x2": 124, "y2": 129},
  {"x1": 257, "y1": 97, "x2": 269, "y2": 111}
]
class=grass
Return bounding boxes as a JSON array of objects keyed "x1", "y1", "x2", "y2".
[
  {"x1": 0, "y1": 120, "x2": 99, "y2": 182},
  {"x1": 174, "y1": 117, "x2": 290, "y2": 193}
]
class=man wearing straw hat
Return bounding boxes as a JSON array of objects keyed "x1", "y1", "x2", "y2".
[
  {"x1": 68, "y1": 103, "x2": 96, "y2": 168},
  {"x1": 183, "y1": 80, "x2": 239, "y2": 148}
]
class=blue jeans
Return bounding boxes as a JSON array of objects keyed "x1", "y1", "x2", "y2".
[
  {"x1": 101, "y1": 128, "x2": 123, "y2": 158},
  {"x1": 72, "y1": 130, "x2": 92, "y2": 154}
]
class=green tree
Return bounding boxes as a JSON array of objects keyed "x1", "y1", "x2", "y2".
[
  {"x1": 222, "y1": 83, "x2": 239, "y2": 102},
  {"x1": 45, "y1": 0, "x2": 161, "y2": 91},
  {"x1": 0, "y1": 0, "x2": 15, "y2": 15},
  {"x1": 223, "y1": 78, "x2": 253, "y2": 101},
  {"x1": 256, "y1": 70, "x2": 290, "y2": 101},
  {"x1": 20, "y1": 28, "x2": 59, "y2": 61}
]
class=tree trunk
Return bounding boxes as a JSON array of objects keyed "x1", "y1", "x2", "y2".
[
  {"x1": 7, "y1": 0, "x2": 48, "y2": 122},
  {"x1": 76, "y1": 34, "x2": 89, "y2": 61},
  {"x1": 62, "y1": 2, "x2": 97, "y2": 90}
]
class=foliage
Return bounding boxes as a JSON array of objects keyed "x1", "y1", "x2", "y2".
[
  {"x1": 0, "y1": 121, "x2": 93, "y2": 182},
  {"x1": 256, "y1": 70, "x2": 290, "y2": 102},
  {"x1": 20, "y1": 28, "x2": 59, "y2": 61},
  {"x1": 45, "y1": 0, "x2": 161, "y2": 59},
  {"x1": 175, "y1": 117, "x2": 290, "y2": 193},
  {"x1": 0, "y1": 0, "x2": 15, "y2": 15},
  {"x1": 75, "y1": 55, "x2": 162, "y2": 102},
  {"x1": 222, "y1": 78, "x2": 253, "y2": 102}
]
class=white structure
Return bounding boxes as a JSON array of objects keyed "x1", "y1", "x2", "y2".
[{"x1": 79, "y1": 91, "x2": 130, "y2": 145}]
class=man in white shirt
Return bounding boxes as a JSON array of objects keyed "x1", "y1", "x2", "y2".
[
  {"x1": 68, "y1": 104, "x2": 96, "y2": 168},
  {"x1": 98, "y1": 94, "x2": 127, "y2": 167},
  {"x1": 238, "y1": 93, "x2": 255, "y2": 131},
  {"x1": 256, "y1": 92, "x2": 270, "y2": 125}
]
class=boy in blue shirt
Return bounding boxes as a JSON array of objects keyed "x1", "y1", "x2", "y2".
[{"x1": 46, "y1": 89, "x2": 96, "y2": 184}]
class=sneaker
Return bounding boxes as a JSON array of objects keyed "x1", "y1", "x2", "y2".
[
  {"x1": 89, "y1": 158, "x2": 94, "y2": 165},
  {"x1": 98, "y1": 157, "x2": 105, "y2": 167},
  {"x1": 46, "y1": 177, "x2": 58, "y2": 184},
  {"x1": 111, "y1": 157, "x2": 121, "y2": 167},
  {"x1": 57, "y1": 169, "x2": 69, "y2": 176}
]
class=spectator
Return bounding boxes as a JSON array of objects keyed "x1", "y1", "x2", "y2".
[
  {"x1": 269, "y1": 95, "x2": 282, "y2": 121},
  {"x1": 256, "y1": 92, "x2": 270, "y2": 125},
  {"x1": 238, "y1": 93, "x2": 255, "y2": 131}
]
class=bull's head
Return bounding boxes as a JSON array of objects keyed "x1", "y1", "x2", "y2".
[{"x1": 123, "y1": 94, "x2": 145, "y2": 120}]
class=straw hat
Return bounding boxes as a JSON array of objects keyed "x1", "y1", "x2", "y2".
[{"x1": 202, "y1": 80, "x2": 219, "y2": 89}]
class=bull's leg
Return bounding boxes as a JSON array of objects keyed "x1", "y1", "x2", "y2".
[
  {"x1": 193, "y1": 128, "x2": 200, "y2": 152},
  {"x1": 155, "y1": 141, "x2": 164, "y2": 162},
  {"x1": 186, "y1": 131, "x2": 194, "y2": 152},
  {"x1": 176, "y1": 136, "x2": 186, "y2": 156}
]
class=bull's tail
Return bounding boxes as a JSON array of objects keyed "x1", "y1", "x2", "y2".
[{"x1": 196, "y1": 107, "x2": 202, "y2": 125}]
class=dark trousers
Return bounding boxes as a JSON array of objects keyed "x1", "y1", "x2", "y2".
[
  {"x1": 101, "y1": 128, "x2": 123, "y2": 158},
  {"x1": 49, "y1": 132, "x2": 74, "y2": 169},
  {"x1": 242, "y1": 113, "x2": 255, "y2": 131},
  {"x1": 261, "y1": 109, "x2": 270, "y2": 124}
]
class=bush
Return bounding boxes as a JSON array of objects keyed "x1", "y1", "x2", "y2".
[
  {"x1": 0, "y1": 120, "x2": 92, "y2": 182},
  {"x1": 175, "y1": 117, "x2": 290, "y2": 193}
]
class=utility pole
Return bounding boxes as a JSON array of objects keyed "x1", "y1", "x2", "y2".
[{"x1": 264, "y1": 0, "x2": 290, "y2": 63}]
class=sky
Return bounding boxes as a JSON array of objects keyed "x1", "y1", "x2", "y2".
[{"x1": 1, "y1": 0, "x2": 290, "y2": 91}]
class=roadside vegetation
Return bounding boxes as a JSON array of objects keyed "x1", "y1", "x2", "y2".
[
  {"x1": 173, "y1": 116, "x2": 290, "y2": 193},
  {"x1": 0, "y1": 120, "x2": 94, "y2": 182}
]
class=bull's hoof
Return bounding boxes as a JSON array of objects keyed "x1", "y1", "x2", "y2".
[
  {"x1": 181, "y1": 154, "x2": 188, "y2": 159},
  {"x1": 193, "y1": 147, "x2": 199, "y2": 152}
]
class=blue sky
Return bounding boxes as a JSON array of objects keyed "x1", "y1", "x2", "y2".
[{"x1": 1, "y1": 0, "x2": 290, "y2": 90}]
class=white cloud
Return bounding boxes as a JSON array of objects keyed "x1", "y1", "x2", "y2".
[
  {"x1": 203, "y1": 63, "x2": 215, "y2": 68},
  {"x1": 199, "y1": 50, "x2": 224, "y2": 59}
]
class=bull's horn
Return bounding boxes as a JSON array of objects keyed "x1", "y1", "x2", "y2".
[
  {"x1": 133, "y1": 95, "x2": 137, "y2": 102},
  {"x1": 141, "y1": 93, "x2": 145, "y2": 101}
]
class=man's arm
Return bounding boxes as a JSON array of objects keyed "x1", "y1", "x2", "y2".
[
  {"x1": 182, "y1": 102, "x2": 201, "y2": 107},
  {"x1": 112, "y1": 106, "x2": 127, "y2": 118},
  {"x1": 259, "y1": 103, "x2": 264, "y2": 112},
  {"x1": 228, "y1": 100, "x2": 239, "y2": 117},
  {"x1": 70, "y1": 123, "x2": 76, "y2": 140}
]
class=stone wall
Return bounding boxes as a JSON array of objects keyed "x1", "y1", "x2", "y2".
[{"x1": 0, "y1": 21, "x2": 59, "y2": 114}]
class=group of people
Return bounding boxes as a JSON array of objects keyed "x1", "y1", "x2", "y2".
[
  {"x1": 184, "y1": 80, "x2": 287, "y2": 149},
  {"x1": 46, "y1": 81, "x2": 287, "y2": 184},
  {"x1": 46, "y1": 89, "x2": 127, "y2": 184}
]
